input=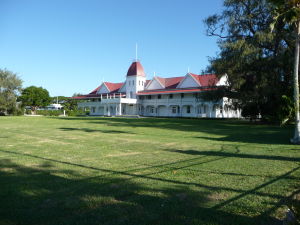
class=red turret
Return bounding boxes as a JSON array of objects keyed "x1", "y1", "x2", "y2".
[{"x1": 126, "y1": 61, "x2": 146, "y2": 76}]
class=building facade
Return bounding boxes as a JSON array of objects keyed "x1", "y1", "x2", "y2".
[{"x1": 75, "y1": 61, "x2": 241, "y2": 118}]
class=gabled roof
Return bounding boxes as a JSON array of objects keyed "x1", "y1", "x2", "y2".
[
  {"x1": 86, "y1": 82, "x2": 124, "y2": 97},
  {"x1": 104, "y1": 82, "x2": 124, "y2": 93},
  {"x1": 127, "y1": 61, "x2": 146, "y2": 77},
  {"x1": 89, "y1": 85, "x2": 101, "y2": 95},
  {"x1": 146, "y1": 76, "x2": 184, "y2": 90},
  {"x1": 164, "y1": 76, "x2": 185, "y2": 89},
  {"x1": 139, "y1": 73, "x2": 221, "y2": 95},
  {"x1": 190, "y1": 73, "x2": 218, "y2": 86}
]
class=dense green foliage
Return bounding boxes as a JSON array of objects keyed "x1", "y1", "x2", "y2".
[
  {"x1": 0, "y1": 69, "x2": 22, "y2": 115},
  {"x1": 0, "y1": 117, "x2": 299, "y2": 225},
  {"x1": 204, "y1": 0, "x2": 295, "y2": 123},
  {"x1": 50, "y1": 94, "x2": 83, "y2": 116},
  {"x1": 36, "y1": 110, "x2": 63, "y2": 116},
  {"x1": 19, "y1": 86, "x2": 51, "y2": 113}
]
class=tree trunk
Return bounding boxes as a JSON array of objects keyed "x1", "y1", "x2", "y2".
[{"x1": 291, "y1": 21, "x2": 300, "y2": 144}]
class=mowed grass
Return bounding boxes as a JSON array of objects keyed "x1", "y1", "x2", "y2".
[{"x1": 0, "y1": 116, "x2": 299, "y2": 225}]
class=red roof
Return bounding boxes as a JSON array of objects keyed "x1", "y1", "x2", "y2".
[
  {"x1": 152, "y1": 76, "x2": 184, "y2": 89},
  {"x1": 104, "y1": 82, "x2": 124, "y2": 93},
  {"x1": 190, "y1": 73, "x2": 218, "y2": 86},
  {"x1": 151, "y1": 74, "x2": 217, "y2": 89},
  {"x1": 127, "y1": 61, "x2": 146, "y2": 76},
  {"x1": 89, "y1": 85, "x2": 101, "y2": 95},
  {"x1": 89, "y1": 82, "x2": 124, "y2": 95}
]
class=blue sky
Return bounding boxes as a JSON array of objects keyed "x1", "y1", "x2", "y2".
[{"x1": 0, "y1": 0, "x2": 223, "y2": 96}]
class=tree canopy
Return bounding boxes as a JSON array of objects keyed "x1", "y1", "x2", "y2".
[
  {"x1": 204, "y1": 0, "x2": 295, "y2": 123},
  {"x1": 0, "y1": 69, "x2": 23, "y2": 115},
  {"x1": 19, "y1": 86, "x2": 51, "y2": 112},
  {"x1": 267, "y1": 0, "x2": 300, "y2": 141}
]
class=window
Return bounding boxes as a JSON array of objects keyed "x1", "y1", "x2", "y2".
[
  {"x1": 169, "y1": 94, "x2": 173, "y2": 99},
  {"x1": 147, "y1": 95, "x2": 152, "y2": 99},
  {"x1": 181, "y1": 93, "x2": 184, "y2": 98},
  {"x1": 150, "y1": 106, "x2": 155, "y2": 113},
  {"x1": 133, "y1": 80, "x2": 134, "y2": 85},
  {"x1": 187, "y1": 106, "x2": 191, "y2": 114},
  {"x1": 203, "y1": 105, "x2": 207, "y2": 113},
  {"x1": 197, "y1": 106, "x2": 201, "y2": 114},
  {"x1": 172, "y1": 106, "x2": 177, "y2": 114},
  {"x1": 91, "y1": 107, "x2": 96, "y2": 113},
  {"x1": 130, "y1": 91, "x2": 133, "y2": 98},
  {"x1": 158, "y1": 94, "x2": 161, "y2": 99},
  {"x1": 139, "y1": 96, "x2": 144, "y2": 100}
]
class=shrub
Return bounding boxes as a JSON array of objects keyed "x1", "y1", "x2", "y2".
[
  {"x1": 66, "y1": 109, "x2": 85, "y2": 116},
  {"x1": 36, "y1": 110, "x2": 62, "y2": 116}
]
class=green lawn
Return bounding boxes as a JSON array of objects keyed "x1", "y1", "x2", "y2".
[{"x1": 0, "y1": 116, "x2": 299, "y2": 225}]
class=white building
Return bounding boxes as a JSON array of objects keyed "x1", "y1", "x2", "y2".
[
  {"x1": 46, "y1": 103, "x2": 63, "y2": 110},
  {"x1": 75, "y1": 60, "x2": 241, "y2": 118}
]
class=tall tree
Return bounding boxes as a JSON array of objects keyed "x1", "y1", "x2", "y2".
[
  {"x1": 268, "y1": 0, "x2": 300, "y2": 143},
  {"x1": 204, "y1": 0, "x2": 294, "y2": 124},
  {"x1": 0, "y1": 69, "x2": 23, "y2": 115},
  {"x1": 19, "y1": 86, "x2": 51, "y2": 113}
]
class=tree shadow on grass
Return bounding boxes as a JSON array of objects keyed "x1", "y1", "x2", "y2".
[
  {"x1": 52, "y1": 117, "x2": 295, "y2": 145},
  {"x1": 166, "y1": 149, "x2": 300, "y2": 162},
  {"x1": 1, "y1": 149, "x2": 299, "y2": 225},
  {"x1": 59, "y1": 127, "x2": 135, "y2": 134},
  {"x1": 0, "y1": 158, "x2": 286, "y2": 225}
]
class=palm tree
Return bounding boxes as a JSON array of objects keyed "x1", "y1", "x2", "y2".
[{"x1": 269, "y1": 0, "x2": 300, "y2": 143}]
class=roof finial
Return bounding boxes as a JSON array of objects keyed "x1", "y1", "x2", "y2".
[
  {"x1": 154, "y1": 71, "x2": 156, "y2": 77},
  {"x1": 135, "y1": 43, "x2": 138, "y2": 62},
  {"x1": 188, "y1": 67, "x2": 190, "y2": 73}
]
